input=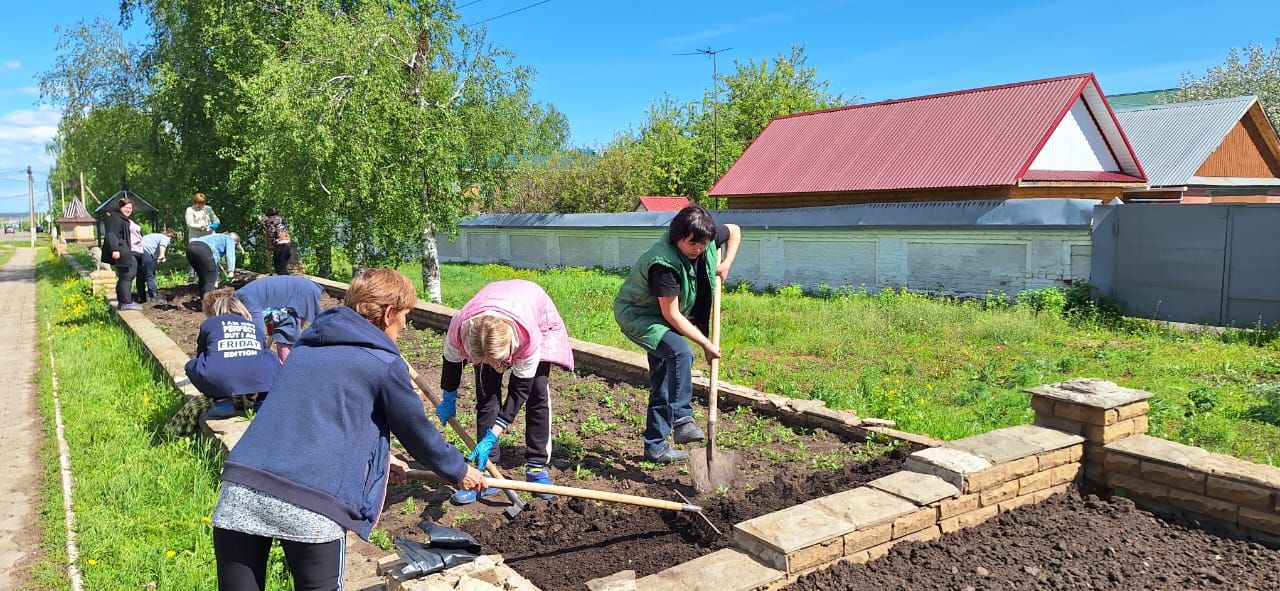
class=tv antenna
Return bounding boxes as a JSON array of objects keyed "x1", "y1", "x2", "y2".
[{"x1": 676, "y1": 46, "x2": 731, "y2": 207}]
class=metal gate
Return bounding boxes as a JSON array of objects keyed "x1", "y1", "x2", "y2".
[{"x1": 1091, "y1": 204, "x2": 1280, "y2": 328}]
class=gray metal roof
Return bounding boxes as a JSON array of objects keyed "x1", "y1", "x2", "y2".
[
  {"x1": 461, "y1": 198, "x2": 1102, "y2": 230},
  {"x1": 1115, "y1": 96, "x2": 1257, "y2": 187}
]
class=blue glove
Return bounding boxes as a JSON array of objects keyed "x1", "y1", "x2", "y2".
[
  {"x1": 436, "y1": 390, "x2": 457, "y2": 425},
  {"x1": 468, "y1": 429, "x2": 498, "y2": 469},
  {"x1": 209, "y1": 221, "x2": 220, "y2": 230}
]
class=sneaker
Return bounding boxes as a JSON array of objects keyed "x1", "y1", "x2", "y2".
[
  {"x1": 672, "y1": 418, "x2": 705, "y2": 444},
  {"x1": 119, "y1": 303, "x2": 144, "y2": 312},
  {"x1": 525, "y1": 466, "x2": 556, "y2": 500},
  {"x1": 643, "y1": 443, "x2": 689, "y2": 464},
  {"x1": 205, "y1": 398, "x2": 237, "y2": 420},
  {"x1": 147, "y1": 291, "x2": 161, "y2": 302},
  {"x1": 451, "y1": 487, "x2": 502, "y2": 505}
]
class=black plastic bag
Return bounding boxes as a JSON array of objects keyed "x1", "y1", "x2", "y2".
[
  {"x1": 392, "y1": 523, "x2": 483, "y2": 580},
  {"x1": 419, "y1": 521, "x2": 482, "y2": 553}
]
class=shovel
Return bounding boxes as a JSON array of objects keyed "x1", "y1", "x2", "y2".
[
  {"x1": 401, "y1": 359, "x2": 528, "y2": 518},
  {"x1": 689, "y1": 276, "x2": 737, "y2": 494}
]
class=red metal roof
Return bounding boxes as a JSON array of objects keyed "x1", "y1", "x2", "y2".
[
  {"x1": 636, "y1": 196, "x2": 691, "y2": 211},
  {"x1": 710, "y1": 73, "x2": 1145, "y2": 197}
]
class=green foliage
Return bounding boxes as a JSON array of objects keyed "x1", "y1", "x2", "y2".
[
  {"x1": 1016, "y1": 287, "x2": 1067, "y2": 314},
  {"x1": 1168, "y1": 39, "x2": 1280, "y2": 131},
  {"x1": 1247, "y1": 383, "x2": 1280, "y2": 426},
  {"x1": 401, "y1": 496, "x2": 418, "y2": 516},
  {"x1": 368, "y1": 528, "x2": 395, "y2": 552}
]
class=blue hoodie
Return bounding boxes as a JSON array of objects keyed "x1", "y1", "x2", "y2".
[
  {"x1": 236, "y1": 276, "x2": 323, "y2": 346},
  {"x1": 184, "y1": 314, "x2": 280, "y2": 400},
  {"x1": 220, "y1": 306, "x2": 469, "y2": 539}
]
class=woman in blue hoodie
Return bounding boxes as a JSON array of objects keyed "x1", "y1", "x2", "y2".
[
  {"x1": 212, "y1": 269, "x2": 486, "y2": 590},
  {"x1": 184, "y1": 287, "x2": 281, "y2": 420}
]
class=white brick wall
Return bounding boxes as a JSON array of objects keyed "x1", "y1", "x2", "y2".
[{"x1": 441, "y1": 227, "x2": 1092, "y2": 296}]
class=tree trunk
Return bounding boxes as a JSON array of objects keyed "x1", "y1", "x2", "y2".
[
  {"x1": 420, "y1": 225, "x2": 442, "y2": 303},
  {"x1": 352, "y1": 240, "x2": 368, "y2": 278}
]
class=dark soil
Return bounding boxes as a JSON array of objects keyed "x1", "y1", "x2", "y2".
[
  {"x1": 146, "y1": 279, "x2": 911, "y2": 590},
  {"x1": 786, "y1": 490, "x2": 1280, "y2": 591}
]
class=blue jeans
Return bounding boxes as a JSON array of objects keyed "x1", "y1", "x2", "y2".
[
  {"x1": 642, "y1": 330, "x2": 694, "y2": 455},
  {"x1": 140, "y1": 251, "x2": 159, "y2": 294}
]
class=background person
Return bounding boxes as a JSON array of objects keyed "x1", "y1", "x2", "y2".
[
  {"x1": 212, "y1": 269, "x2": 485, "y2": 590},
  {"x1": 613, "y1": 205, "x2": 740, "y2": 463},
  {"x1": 100, "y1": 197, "x2": 144, "y2": 311},
  {"x1": 260, "y1": 207, "x2": 296, "y2": 275},
  {"x1": 435, "y1": 279, "x2": 575, "y2": 504},
  {"x1": 187, "y1": 232, "x2": 242, "y2": 295},
  {"x1": 185, "y1": 192, "x2": 220, "y2": 243},
  {"x1": 236, "y1": 273, "x2": 323, "y2": 363},
  {"x1": 140, "y1": 228, "x2": 177, "y2": 301},
  {"x1": 185, "y1": 287, "x2": 281, "y2": 420}
]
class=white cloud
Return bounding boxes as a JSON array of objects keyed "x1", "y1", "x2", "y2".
[
  {"x1": 0, "y1": 86, "x2": 39, "y2": 97},
  {"x1": 2, "y1": 60, "x2": 20, "y2": 71},
  {"x1": 0, "y1": 105, "x2": 60, "y2": 174}
]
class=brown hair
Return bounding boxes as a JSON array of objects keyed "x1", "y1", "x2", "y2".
[
  {"x1": 164, "y1": 228, "x2": 177, "y2": 238},
  {"x1": 193, "y1": 192, "x2": 207, "y2": 205},
  {"x1": 117, "y1": 197, "x2": 134, "y2": 212},
  {"x1": 202, "y1": 287, "x2": 250, "y2": 319},
  {"x1": 465, "y1": 315, "x2": 515, "y2": 362},
  {"x1": 345, "y1": 269, "x2": 416, "y2": 329}
]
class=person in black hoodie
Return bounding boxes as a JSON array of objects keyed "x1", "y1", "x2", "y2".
[
  {"x1": 212, "y1": 269, "x2": 486, "y2": 590},
  {"x1": 184, "y1": 287, "x2": 281, "y2": 420},
  {"x1": 99, "y1": 197, "x2": 143, "y2": 311}
]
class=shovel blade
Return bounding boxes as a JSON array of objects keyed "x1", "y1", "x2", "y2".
[{"x1": 688, "y1": 447, "x2": 738, "y2": 494}]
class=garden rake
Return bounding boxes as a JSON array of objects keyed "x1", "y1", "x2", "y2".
[
  {"x1": 401, "y1": 359, "x2": 528, "y2": 518},
  {"x1": 689, "y1": 276, "x2": 737, "y2": 494}
]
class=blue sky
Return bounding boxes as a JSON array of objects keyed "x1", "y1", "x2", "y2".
[{"x1": 2, "y1": 0, "x2": 1278, "y2": 213}]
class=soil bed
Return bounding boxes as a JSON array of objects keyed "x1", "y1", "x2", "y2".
[
  {"x1": 148, "y1": 281, "x2": 911, "y2": 590},
  {"x1": 786, "y1": 489, "x2": 1280, "y2": 591}
]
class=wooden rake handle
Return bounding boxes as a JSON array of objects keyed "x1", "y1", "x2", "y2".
[
  {"x1": 405, "y1": 470, "x2": 702, "y2": 514},
  {"x1": 707, "y1": 276, "x2": 722, "y2": 452}
]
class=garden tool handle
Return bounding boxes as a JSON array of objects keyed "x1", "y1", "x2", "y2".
[
  {"x1": 707, "y1": 277, "x2": 722, "y2": 456},
  {"x1": 402, "y1": 361, "x2": 505, "y2": 478},
  {"x1": 405, "y1": 470, "x2": 703, "y2": 514}
]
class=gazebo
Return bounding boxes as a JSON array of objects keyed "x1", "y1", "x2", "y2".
[
  {"x1": 93, "y1": 189, "x2": 163, "y2": 236},
  {"x1": 56, "y1": 197, "x2": 97, "y2": 245}
]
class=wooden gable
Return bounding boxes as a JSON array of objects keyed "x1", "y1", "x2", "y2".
[{"x1": 1195, "y1": 103, "x2": 1280, "y2": 178}]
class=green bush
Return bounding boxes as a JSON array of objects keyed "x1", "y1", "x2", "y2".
[{"x1": 1016, "y1": 287, "x2": 1067, "y2": 314}]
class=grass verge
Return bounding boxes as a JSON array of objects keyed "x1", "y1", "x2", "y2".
[
  {"x1": 368, "y1": 261, "x2": 1280, "y2": 466},
  {"x1": 30, "y1": 253, "x2": 289, "y2": 589}
]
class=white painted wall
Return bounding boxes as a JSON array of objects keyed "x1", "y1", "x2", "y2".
[
  {"x1": 1029, "y1": 97, "x2": 1120, "y2": 172},
  {"x1": 438, "y1": 226, "x2": 1092, "y2": 296}
]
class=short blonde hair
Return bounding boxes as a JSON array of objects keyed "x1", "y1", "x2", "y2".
[
  {"x1": 345, "y1": 269, "x2": 416, "y2": 329},
  {"x1": 466, "y1": 315, "x2": 515, "y2": 362},
  {"x1": 193, "y1": 192, "x2": 207, "y2": 205},
  {"x1": 202, "y1": 287, "x2": 251, "y2": 320}
]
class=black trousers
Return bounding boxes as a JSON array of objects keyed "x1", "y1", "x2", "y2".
[
  {"x1": 475, "y1": 361, "x2": 552, "y2": 467},
  {"x1": 213, "y1": 527, "x2": 344, "y2": 591},
  {"x1": 187, "y1": 241, "x2": 219, "y2": 295},
  {"x1": 272, "y1": 243, "x2": 295, "y2": 275},
  {"x1": 113, "y1": 251, "x2": 138, "y2": 304},
  {"x1": 133, "y1": 252, "x2": 149, "y2": 302}
]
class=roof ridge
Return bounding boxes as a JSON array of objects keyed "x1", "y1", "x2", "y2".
[
  {"x1": 1115, "y1": 95, "x2": 1257, "y2": 112},
  {"x1": 773, "y1": 73, "x2": 1094, "y2": 121}
]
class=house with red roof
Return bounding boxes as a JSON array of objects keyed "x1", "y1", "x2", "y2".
[
  {"x1": 709, "y1": 74, "x2": 1147, "y2": 208},
  {"x1": 633, "y1": 196, "x2": 691, "y2": 212}
]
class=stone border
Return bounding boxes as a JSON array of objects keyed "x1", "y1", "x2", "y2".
[{"x1": 306, "y1": 275, "x2": 940, "y2": 449}]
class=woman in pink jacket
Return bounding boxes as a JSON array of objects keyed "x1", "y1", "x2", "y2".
[{"x1": 435, "y1": 279, "x2": 575, "y2": 504}]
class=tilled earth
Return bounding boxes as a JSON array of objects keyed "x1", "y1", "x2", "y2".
[
  {"x1": 785, "y1": 490, "x2": 1280, "y2": 591},
  {"x1": 147, "y1": 280, "x2": 910, "y2": 590}
]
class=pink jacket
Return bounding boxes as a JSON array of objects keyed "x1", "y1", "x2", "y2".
[{"x1": 446, "y1": 280, "x2": 575, "y2": 371}]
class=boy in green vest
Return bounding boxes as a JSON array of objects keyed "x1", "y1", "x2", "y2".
[{"x1": 614, "y1": 206, "x2": 741, "y2": 462}]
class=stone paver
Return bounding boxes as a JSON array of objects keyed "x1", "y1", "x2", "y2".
[
  {"x1": 992, "y1": 424, "x2": 1085, "y2": 453},
  {"x1": 634, "y1": 549, "x2": 782, "y2": 591},
  {"x1": 733, "y1": 504, "x2": 853, "y2": 554},
  {"x1": 947, "y1": 431, "x2": 1042, "y2": 464},
  {"x1": 805, "y1": 487, "x2": 919, "y2": 530},
  {"x1": 1105, "y1": 435, "x2": 1210, "y2": 467},
  {"x1": 904, "y1": 447, "x2": 993, "y2": 491},
  {"x1": 867, "y1": 471, "x2": 959, "y2": 506},
  {"x1": 0, "y1": 248, "x2": 42, "y2": 588},
  {"x1": 1026, "y1": 378, "x2": 1153, "y2": 409}
]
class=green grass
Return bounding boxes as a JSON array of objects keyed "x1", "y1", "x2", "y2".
[
  {"x1": 370, "y1": 261, "x2": 1280, "y2": 466},
  {"x1": 30, "y1": 253, "x2": 290, "y2": 589}
]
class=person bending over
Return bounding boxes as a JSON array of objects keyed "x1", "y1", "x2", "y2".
[
  {"x1": 185, "y1": 287, "x2": 281, "y2": 420},
  {"x1": 213, "y1": 269, "x2": 485, "y2": 590},
  {"x1": 236, "y1": 272, "x2": 322, "y2": 363},
  {"x1": 435, "y1": 279, "x2": 575, "y2": 504}
]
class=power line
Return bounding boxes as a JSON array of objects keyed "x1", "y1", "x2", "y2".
[
  {"x1": 457, "y1": 0, "x2": 487, "y2": 8},
  {"x1": 469, "y1": 0, "x2": 550, "y2": 25}
]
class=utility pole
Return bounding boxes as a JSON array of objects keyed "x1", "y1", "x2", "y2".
[
  {"x1": 677, "y1": 46, "x2": 731, "y2": 209},
  {"x1": 28, "y1": 166, "x2": 36, "y2": 246}
]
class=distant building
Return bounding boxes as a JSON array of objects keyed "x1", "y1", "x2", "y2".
[
  {"x1": 57, "y1": 197, "x2": 97, "y2": 244},
  {"x1": 1115, "y1": 96, "x2": 1280, "y2": 203},
  {"x1": 709, "y1": 73, "x2": 1147, "y2": 209},
  {"x1": 1107, "y1": 88, "x2": 1178, "y2": 110},
  {"x1": 634, "y1": 196, "x2": 691, "y2": 212}
]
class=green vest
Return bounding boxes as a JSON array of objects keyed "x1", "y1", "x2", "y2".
[{"x1": 613, "y1": 231, "x2": 718, "y2": 350}]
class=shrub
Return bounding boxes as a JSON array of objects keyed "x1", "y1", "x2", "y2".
[{"x1": 1016, "y1": 287, "x2": 1067, "y2": 314}]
